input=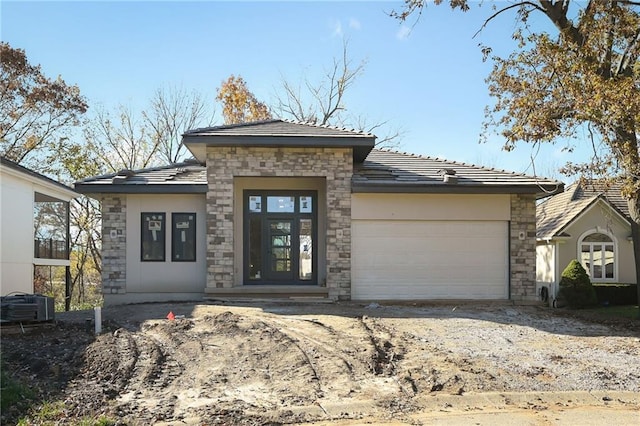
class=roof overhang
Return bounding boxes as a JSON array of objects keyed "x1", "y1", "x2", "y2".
[
  {"x1": 74, "y1": 183, "x2": 207, "y2": 196},
  {"x1": 183, "y1": 134, "x2": 375, "y2": 163},
  {"x1": 1, "y1": 157, "x2": 79, "y2": 201},
  {"x1": 351, "y1": 181, "x2": 563, "y2": 197}
]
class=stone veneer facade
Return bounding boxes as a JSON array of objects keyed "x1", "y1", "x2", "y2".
[
  {"x1": 100, "y1": 195, "x2": 127, "y2": 294},
  {"x1": 509, "y1": 193, "x2": 537, "y2": 301},
  {"x1": 96, "y1": 168, "x2": 539, "y2": 303},
  {"x1": 206, "y1": 146, "x2": 353, "y2": 300}
]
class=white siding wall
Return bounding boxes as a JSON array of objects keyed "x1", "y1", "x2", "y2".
[
  {"x1": 1, "y1": 167, "x2": 75, "y2": 295},
  {"x1": 125, "y1": 194, "x2": 207, "y2": 294},
  {"x1": 0, "y1": 172, "x2": 34, "y2": 295}
]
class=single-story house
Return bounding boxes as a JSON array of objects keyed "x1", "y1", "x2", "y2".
[
  {"x1": 1, "y1": 156, "x2": 78, "y2": 296},
  {"x1": 536, "y1": 180, "x2": 637, "y2": 299},
  {"x1": 74, "y1": 120, "x2": 562, "y2": 306}
]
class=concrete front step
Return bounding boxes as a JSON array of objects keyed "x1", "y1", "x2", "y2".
[{"x1": 203, "y1": 285, "x2": 329, "y2": 300}]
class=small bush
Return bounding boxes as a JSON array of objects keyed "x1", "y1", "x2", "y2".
[
  {"x1": 593, "y1": 284, "x2": 638, "y2": 306},
  {"x1": 557, "y1": 260, "x2": 598, "y2": 309}
]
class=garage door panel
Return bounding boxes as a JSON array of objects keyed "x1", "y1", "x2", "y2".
[{"x1": 352, "y1": 220, "x2": 508, "y2": 300}]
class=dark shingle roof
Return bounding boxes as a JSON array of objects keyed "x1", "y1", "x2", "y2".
[
  {"x1": 182, "y1": 119, "x2": 376, "y2": 163},
  {"x1": 184, "y1": 119, "x2": 374, "y2": 138},
  {"x1": 74, "y1": 150, "x2": 564, "y2": 197},
  {"x1": 352, "y1": 150, "x2": 563, "y2": 196},
  {"x1": 536, "y1": 180, "x2": 631, "y2": 240},
  {"x1": 74, "y1": 159, "x2": 207, "y2": 194}
]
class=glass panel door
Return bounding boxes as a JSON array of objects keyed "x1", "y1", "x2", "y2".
[
  {"x1": 244, "y1": 191, "x2": 317, "y2": 285},
  {"x1": 266, "y1": 219, "x2": 293, "y2": 280},
  {"x1": 299, "y1": 219, "x2": 313, "y2": 280}
]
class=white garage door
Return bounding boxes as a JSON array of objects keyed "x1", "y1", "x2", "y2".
[{"x1": 352, "y1": 220, "x2": 508, "y2": 300}]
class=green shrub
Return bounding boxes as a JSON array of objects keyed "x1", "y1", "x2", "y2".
[{"x1": 558, "y1": 259, "x2": 598, "y2": 309}]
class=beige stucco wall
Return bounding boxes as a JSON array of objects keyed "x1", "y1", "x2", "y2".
[
  {"x1": 556, "y1": 200, "x2": 636, "y2": 284},
  {"x1": 352, "y1": 193, "x2": 511, "y2": 221},
  {"x1": 233, "y1": 177, "x2": 326, "y2": 286},
  {"x1": 536, "y1": 243, "x2": 555, "y2": 283},
  {"x1": 124, "y1": 194, "x2": 207, "y2": 294},
  {"x1": 0, "y1": 166, "x2": 74, "y2": 296}
]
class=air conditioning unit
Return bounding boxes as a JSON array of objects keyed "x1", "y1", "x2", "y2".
[
  {"x1": 535, "y1": 282, "x2": 556, "y2": 307},
  {"x1": 0, "y1": 294, "x2": 55, "y2": 322}
]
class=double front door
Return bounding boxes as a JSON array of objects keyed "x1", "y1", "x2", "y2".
[{"x1": 244, "y1": 191, "x2": 316, "y2": 284}]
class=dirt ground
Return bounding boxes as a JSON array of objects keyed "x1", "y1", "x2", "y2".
[{"x1": 1, "y1": 301, "x2": 639, "y2": 425}]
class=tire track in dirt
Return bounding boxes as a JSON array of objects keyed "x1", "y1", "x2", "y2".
[
  {"x1": 358, "y1": 316, "x2": 404, "y2": 376},
  {"x1": 111, "y1": 328, "x2": 186, "y2": 423},
  {"x1": 268, "y1": 316, "x2": 365, "y2": 379}
]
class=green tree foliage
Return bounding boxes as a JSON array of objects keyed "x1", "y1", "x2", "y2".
[
  {"x1": 216, "y1": 75, "x2": 272, "y2": 125},
  {"x1": 558, "y1": 259, "x2": 598, "y2": 308},
  {"x1": 393, "y1": 0, "x2": 640, "y2": 313},
  {"x1": 0, "y1": 42, "x2": 87, "y2": 173}
]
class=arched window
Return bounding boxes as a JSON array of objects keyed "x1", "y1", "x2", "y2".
[{"x1": 578, "y1": 231, "x2": 616, "y2": 282}]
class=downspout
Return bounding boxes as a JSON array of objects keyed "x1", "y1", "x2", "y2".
[
  {"x1": 507, "y1": 221, "x2": 511, "y2": 300},
  {"x1": 554, "y1": 240, "x2": 560, "y2": 300},
  {"x1": 65, "y1": 200, "x2": 71, "y2": 312}
]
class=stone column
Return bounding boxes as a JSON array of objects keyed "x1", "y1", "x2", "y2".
[
  {"x1": 101, "y1": 195, "x2": 127, "y2": 294},
  {"x1": 206, "y1": 149, "x2": 235, "y2": 288},
  {"x1": 510, "y1": 194, "x2": 537, "y2": 301},
  {"x1": 326, "y1": 162, "x2": 353, "y2": 300}
]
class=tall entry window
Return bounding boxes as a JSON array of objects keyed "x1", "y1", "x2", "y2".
[{"x1": 244, "y1": 191, "x2": 317, "y2": 285}]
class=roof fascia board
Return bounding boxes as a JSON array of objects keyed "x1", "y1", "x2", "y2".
[
  {"x1": 182, "y1": 134, "x2": 375, "y2": 147},
  {"x1": 183, "y1": 135, "x2": 374, "y2": 163},
  {"x1": 351, "y1": 182, "x2": 561, "y2": 196},
  {"x1": 73, "y1": 184, "x2": 207, "y2": 194}
]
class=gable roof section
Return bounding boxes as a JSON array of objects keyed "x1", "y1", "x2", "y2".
[
  {"x1": 352, "y1": 150, "x2": 563, "y2": 196},
  {"x1": 536, "y1": 180, "x2": 630, "y2": 240},
  {"x1": 182, "y1": 119, "x2": 376, "y2": 163},
  {"x1": 1, "y1": 156, "x2": 78, "y2": 199},
  {"x1": 74, "y1": 159, "x2": 207, "y2": 194},
  {"x1": 575, "y1": 180, "x2": 629, "y2": 218}
]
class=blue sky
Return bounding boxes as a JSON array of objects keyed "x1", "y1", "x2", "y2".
[{"x1": 2, "y1": 1, "x2": 580, "y2": 178}]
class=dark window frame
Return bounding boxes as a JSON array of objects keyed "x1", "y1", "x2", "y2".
[
  {"x1": 243, "y1": 190, "x2": 317, "y2": 285},
  {"x1": 141, "y1": 212, "x2": 166, "y2": 262},
  {"x1": 171, "y1": 212, "x2": 196, "y2": 262}
]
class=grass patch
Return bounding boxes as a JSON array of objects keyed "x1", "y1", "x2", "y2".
[
  {"x1": 17, "y1": 400, "x2": 117, "y2": 425},
  {"x1": 584, "y1": 305, "x2": 639, "y2": 320},
  {"x1": 1, "y1": 355, "x2": 35, "y2": 415}
]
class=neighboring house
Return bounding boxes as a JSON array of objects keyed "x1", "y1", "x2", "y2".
[
  {"x1": 536, "y1": 180, "x2": 637, "y2": 299},
  {"x1": 0, "y1": 156, "x2": 78, "y2": 296},
  {"x1": 74, "y1": 120, "x2": 562, "y2": 306}
]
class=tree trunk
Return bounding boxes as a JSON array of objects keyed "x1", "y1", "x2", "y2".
[{"x1": 628, "y1": 193, "x2": 640, "y2": 318}]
